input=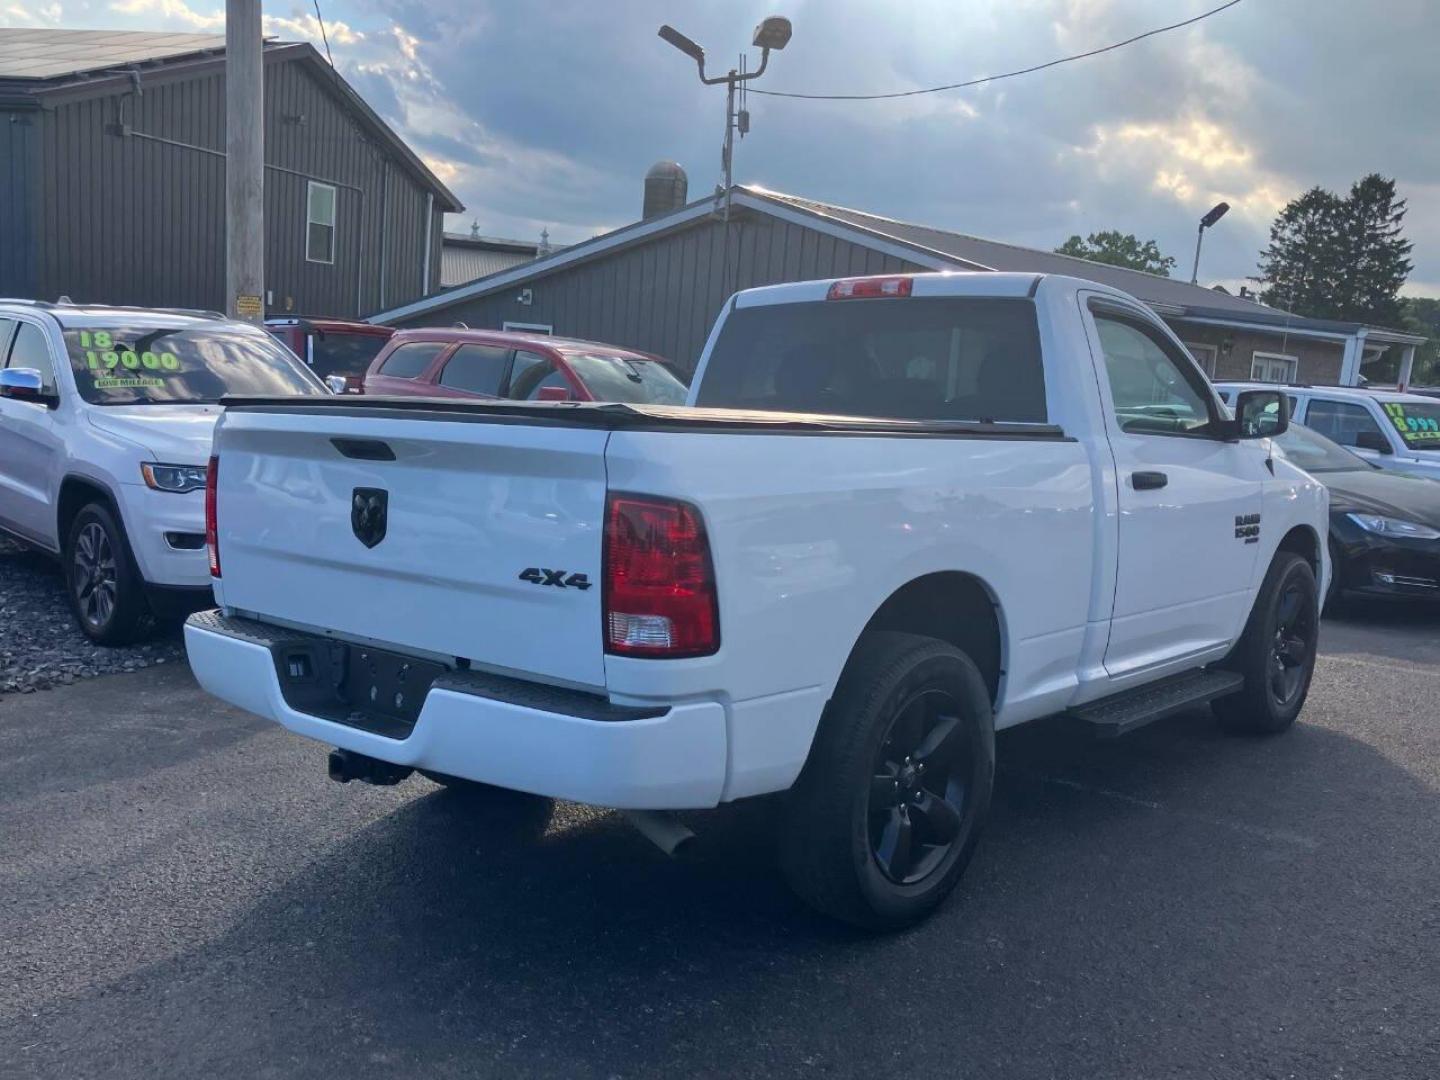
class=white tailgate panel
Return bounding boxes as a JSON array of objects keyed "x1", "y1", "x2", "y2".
[{"x1": 216, "y1": 411, "x2": 610, "y2": 688}]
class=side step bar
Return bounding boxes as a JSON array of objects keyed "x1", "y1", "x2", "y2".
[{"x1": 1066, "y1": 668, "x2": 1245, "y2": 738}]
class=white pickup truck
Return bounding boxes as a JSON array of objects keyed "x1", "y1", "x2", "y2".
[{"x1": 186, "y1": 272, "x2": 1329, "y2": 929}]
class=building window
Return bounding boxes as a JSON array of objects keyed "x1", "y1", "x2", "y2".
[
  {"x1": 1183, "y1": 342, "x2": 1218, "y2": 377},
  {"x1": 306, "y1": 182, "x2": 337, "y2": 264},
  {"x1": 1251, "y1": 351, "x2": 1298, "y2": 384},
  {"x1": 502, "y1": 321, "x2": 553, "y2": 334}
]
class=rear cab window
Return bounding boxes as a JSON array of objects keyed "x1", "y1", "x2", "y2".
[
  {"x1": 695, "y1": 297, "x2": 1047, "y2": 422},
  {"x1": 377, "y1": 341, "x2": 446, "y2": 380}
]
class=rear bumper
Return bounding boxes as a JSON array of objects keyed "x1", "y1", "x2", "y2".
[{"x1": 183, "y1": 611, "x2": 730, "y2": 809}]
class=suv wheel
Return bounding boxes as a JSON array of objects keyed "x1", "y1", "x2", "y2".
[
  {"x1": 779, "y1": 631, "x2": 995, "y2": 931},
  {"x1": 65, "y1": 502, "x2": 153, "y2": 645}
]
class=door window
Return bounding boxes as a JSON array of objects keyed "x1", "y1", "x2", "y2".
[
  {"x1": 1304, "y1": 399, "x2": 1387, "y2": 449},
  {"x1": 377, "y1": 341, "x2": 446, "y2": 380},
  {"x1": 0, "y1": 318, "x2": 15, "y2": 358},
  {"x1": 438, "y1": 344, "x2": 511, "y2": 396},
  {"x1": 506, "y1": 350, "x2": 564, "y2": 399},
  {"x1": 1092, "y1": 311, "x2": 1214, "y2": 435},
  {"x1": 7, "y1": 322, "x2": 57, "y2": 392}
]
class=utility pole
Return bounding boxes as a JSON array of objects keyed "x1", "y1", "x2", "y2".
[{"x1": 226, "y1": 0, "x2": 265, "y2": 324}]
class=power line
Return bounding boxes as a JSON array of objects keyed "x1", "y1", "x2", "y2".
[
  {"x1": 750, "y1": 0, "x2": 1244, "y2": 101},
  {"x1": 311, "y1": 0, "x2": 335, "y2": 67}
]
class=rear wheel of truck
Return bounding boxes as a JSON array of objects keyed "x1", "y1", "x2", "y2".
[
  {"x1": 779, "y1": 631, "x2": 995, "y2": 931},
  {"x1": 1214, "y1": 552, "x2": 1318, "y2": 735},
  {"x1": 64, "y1": 501, "x2": 153, "y2": 646}
]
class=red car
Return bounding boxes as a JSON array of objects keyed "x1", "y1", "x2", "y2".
[
  {"x1": 362, "y1": 328, "x2": 689, "y2": 404},
  {"x1": 266, "y1": 318, "x2": 395, "y2": 393}
]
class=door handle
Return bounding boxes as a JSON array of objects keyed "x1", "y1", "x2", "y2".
[{"x1": 1132, "y1": 470, "x2": 1168, "y2": 490}]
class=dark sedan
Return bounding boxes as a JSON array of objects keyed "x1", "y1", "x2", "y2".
[{"x1": 1273, "y1": 423, "x2": 1440, "y2": 603}]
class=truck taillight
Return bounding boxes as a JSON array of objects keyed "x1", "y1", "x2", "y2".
[
  {"x1": 603, "y1": 494, "x2": 718, "y2": 658},
  {"x1": 826, "y1": 275, "x2": 913, "y2": 300},
  {"x1": 204, "y1": 454, "x2": 220, "y2": 577}
]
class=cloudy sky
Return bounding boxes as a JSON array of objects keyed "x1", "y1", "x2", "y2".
[{"x1": 7, "y1": 0, "x2": 1438, "y2": 295}]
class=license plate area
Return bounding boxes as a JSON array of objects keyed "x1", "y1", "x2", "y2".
[
  {"x1": 341, "y1": 645, "x2": 447, "y2": 736},
  {"x1": 270, "y1": 636, "x2": 447, "y2": 739}
]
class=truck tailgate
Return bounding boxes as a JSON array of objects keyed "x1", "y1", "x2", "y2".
[{"x1": 213, "y1": 407, "x2": 610, "y2": 689}]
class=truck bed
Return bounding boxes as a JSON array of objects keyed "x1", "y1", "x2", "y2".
[{"x1": 221, "y1": 395, "x2": 1070, "y2": 440}]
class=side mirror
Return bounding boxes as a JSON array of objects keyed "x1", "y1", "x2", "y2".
[
  {"x1": 324, "y1": 375, "x2": 349, "y2": 395},
  {"x1": 0, "y1": 367, "x2": 58, "y2": 408},
  {"x1": 1231, "y1": 389, "x2": 1289, "y2": 439},
  {"x1": 537, "y1": 385, "x2": 572, "y2": 402},
  {"x1": 1354, "y1": 430, "x2": 1393, "y2": 455}
]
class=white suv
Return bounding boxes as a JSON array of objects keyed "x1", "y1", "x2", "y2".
[
  {"x1": 0, "y1": 300, "x2": 328, "y2": 643},
  {"x1": 1215, "y1": 382, "x2": 1440, "y2": 481}
]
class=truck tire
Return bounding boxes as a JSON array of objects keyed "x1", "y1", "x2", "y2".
[
  {"x1": 779, "y1": 631, "x2": 995, "y2": 931},
  {"x1": 64, "y1": 501, "x2": 153, "y2": 646},
  {"x1": 1214, "y1": 552, "x2": 1318, "y2": 735}
]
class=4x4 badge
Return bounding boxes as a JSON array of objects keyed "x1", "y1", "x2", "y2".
[{"x1": 518, "y1": 567, "x2": 592, "y2": 590}]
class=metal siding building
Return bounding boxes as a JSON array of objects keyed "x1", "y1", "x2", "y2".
[
  {"x1": 0, "y1": 29, "x2": 460, "y2": 318},
  {"x1": 392, "y1": 209, "x2": 923, "y2": 369},
  {"x1": 375, "y1": 185, "x2": 1425, "y2": 385}
]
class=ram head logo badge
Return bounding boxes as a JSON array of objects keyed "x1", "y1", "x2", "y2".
[{"x1": 351, "y1": 488, "x2": 388, "y2": 548}]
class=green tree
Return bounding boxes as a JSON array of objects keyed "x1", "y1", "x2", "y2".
[
  {"x1": 1257, "y1": 174, "x2": 1412, "y2": 326},
  {"x1": 1402, "y1": 297, "x2": 1440, "y2": 385},
  {"x1": 1055, "y1": 231, "x2": 1177, "y2": 276}
]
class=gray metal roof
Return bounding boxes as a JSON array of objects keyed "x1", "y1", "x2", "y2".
[
  {"x1": 744, "y1": 187, "x2": 1283, "y2": 321},
  {"x1": 0, "y1": 28, "x2": 225, "y2": 79},
  {"x1": 372, "y1": 184, "x2": 1423, "y2": 345}
]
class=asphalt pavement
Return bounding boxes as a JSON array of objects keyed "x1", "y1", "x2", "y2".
[{"x1": 2, "y1": 603, "x2": 1438, "y2": 1079}]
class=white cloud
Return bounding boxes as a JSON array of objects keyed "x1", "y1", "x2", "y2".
[
  {"x1": 107, "y1": 0, "x2": 221, "y2": 31},
  {"x1": 3, "y1": 1, "x2": 64, "y2": 26}
]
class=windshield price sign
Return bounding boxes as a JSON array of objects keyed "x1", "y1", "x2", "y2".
[
  {"x1": 1383, "y1": 402, "x2": 1440, "y2": 442},
  {"x1": 76, "y1": 330, "x2": 180, "y2": 389}
]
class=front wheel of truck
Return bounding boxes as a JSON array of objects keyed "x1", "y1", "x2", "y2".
[
  {"x1": 779, "y1": 632, "x2": 995, "y2": 931},
  {"x1": 1214, "y1": 552, "x2": 1319, "y2": 736}
]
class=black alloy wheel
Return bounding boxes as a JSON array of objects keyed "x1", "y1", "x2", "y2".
[
  {"x1": 1215, "y1": 552, "x2": 1318, "y2": 735},
  {"x1": 1268, "y1": 579, "x2": 1316, "y2": 709},
  {"x1": 868, "y1": 690, "x2": 974, "y2": 885},
  {"x1": 780, "y1": 631, "x2": 995, "y2": 930}
]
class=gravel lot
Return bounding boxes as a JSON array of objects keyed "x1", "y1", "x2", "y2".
[
  {"x1": 0, "y1": 535, "x2": 186, "y2": 695},
  {"x1": 2, "y1": 595, "x2": 1438, "y2": 1078}
]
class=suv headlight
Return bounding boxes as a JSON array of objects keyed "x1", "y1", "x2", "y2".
[
  {"x1": 141, "y1": 462, "x2": 209, "y2": 494},
  {"x1": 1346, "y1": 513, "x2": 1440, "y2": 540}
]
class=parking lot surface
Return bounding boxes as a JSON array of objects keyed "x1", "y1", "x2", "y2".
[{"x1": 3, "y1": 605, "x2": 1438, "y2": 1079}]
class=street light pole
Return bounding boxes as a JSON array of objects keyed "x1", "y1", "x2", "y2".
[
  {"x1": 225, "y1": 0, "x2": 265, "y2": 324},
  {"x1": 1190, "y1": 200, "x2": 1231, "y2": 286},
  {"x1": 659, "y1": 17, "x2": 791, "y2": 222}
]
